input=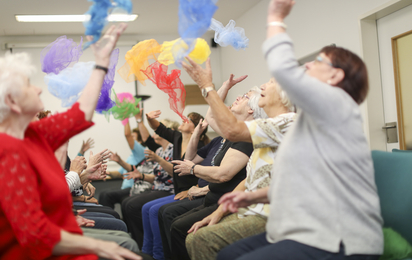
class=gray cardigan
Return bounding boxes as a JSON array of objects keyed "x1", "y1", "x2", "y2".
[{"x1": 262, "y1": 33, "x2": 383, "y2": 255}]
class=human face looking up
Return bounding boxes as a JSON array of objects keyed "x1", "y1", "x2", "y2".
[
  {"x1": 13, "y1": 76, "x2": 44, "y2": 118},
  {"x1": 305, "y1": 53, "x2": 340, "y2": 84},
  {"x1": 230, "y1": 91, "x2": 252, "y2": 118},
  {"x1": 178, "y1": 116, "x2": 195, "y2": 133},
  {"x1": 258, "y1": 78, "x2": 281, "y2": 114}
]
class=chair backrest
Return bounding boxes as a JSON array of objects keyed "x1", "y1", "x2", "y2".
[
  {"x1": 372, "y1": 150, "x2": 412, "y2": 244},
  {"x1": 392, "y1": 149, "x2": 412, "y2": 153}
]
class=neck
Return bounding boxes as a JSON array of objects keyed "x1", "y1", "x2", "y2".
[
  {"x1": 181, "y1": 132, "x2": 192, "y2": 143},
  {"x1": 266, "y1": 104, "x2": 289, "y2": 118},
  {"x1": 0, "y1": 114, "x2": 31, "y2": 140}
]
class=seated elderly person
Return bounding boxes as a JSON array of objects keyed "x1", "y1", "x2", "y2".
[
  {"x1": 184, "y1": 77, "x2": 295, "y2": 260},
  {"x1": 0, "y1": 24, "x2": 141, "y2": 260},
  {"x1": 162, "y1": 84, "x2": 270, "y2": 260},
  {"x1": 184, "y1": 1, "x2": 383, "y2": 259}
]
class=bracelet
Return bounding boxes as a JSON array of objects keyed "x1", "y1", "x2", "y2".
[
  {"x1": 94, "y1": 65, "x2": 109, "y2": 74},
  {"x1": 141, "y1": 173, "x2": 145, "y2": 181},
  {"x1": 267, "y1": 21, "x2": 287, "y2": 29},
  {"x1": 77, "y1": 152, "x2": 84, "y2": 156}
]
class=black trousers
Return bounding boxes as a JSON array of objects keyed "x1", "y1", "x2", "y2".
[
  {"x1": 217, "y1": 234, "x2": 380, "y2": 260},
  {"x1": 158, "y1": 198, "x2": 205, "y2": 260},
  {"x1": 170, "y1": 203, "x2": 219, "y2": 260},
  {"x1": 99, "y1": 188, "x2": 131, "y2": 209},
  {"x1": 73, "y1": 205, "x2": 120, "y2": 219},
  {"x1": 121, "y1": 190, "x2": 171, "y2": 249}
]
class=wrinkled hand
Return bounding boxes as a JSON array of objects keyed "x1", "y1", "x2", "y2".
[
  {"x1": 89, "y1": 23, "x2": 128, "y2": 67},
  {"x1": 84, "y1": 183, "x2": 96, "y2": 199},
  {"x1": 182, "y1": 57, "x2": 213, "y2": 89},
  {"x1": 123, "y1": 166, "x2": 142, "y2": 180},
  {"x1": 187, "y1": 210, "x2": 224, "y2": 234},
  {"x1": 70, "y1": 156, "x2": 87, "y2": 174},
  {"x1": 218, "y1": 191, "x2": 254, "y2": 213},
  {"x1": 88, "y1": 149, "x2": 110, "y2": 166},
  {"x1": 83, "y1": 162, "x2": 106, "y2": 181},
  {"x1": 109, "y1": 151, "x2": 121, "y2": 163},
  {"x1": 80, "y1": 138, "x2": 95, "y2": 154},
  {"x1": 145, "y1": 149, "x2": 160, "y2": 162},
  {"x1": 76, "y1": 215, "x2": 95, "y2": 227},
  {"x1": 221, "y1": 74, "x2": 248, "y2": 91},
  {"x1": 174, "y1": 190, "x2": 189, "y2": 201},
  {"x1": 268, "y1": 0, "x2": 295, "y2": 21},
  {"x1": 146, "y1": 110, "x2": 161, "y2": 121},
  {"x1": 187, "y1": 185, "x2": 208, "y2": 200},
  {"x1": 172, "y1": 160, "x2": 195, "y2": 176},
  {"x1": 93, "y1": 240, "x2": 142, "y2": 260},
  {"x1": 193, "y1": 119, "x2": 208, "y2": 138}
]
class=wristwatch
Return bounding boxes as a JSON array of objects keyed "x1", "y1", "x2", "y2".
[
  {"x1": 190, "y1": 164, "x2": 196, "y2": 176},
  {"x1": 201, "y1": 86, "x2": 215, "y2": 98},
  {"x1": 136, "y1": 118, "x2": 142, "y2": 123}
]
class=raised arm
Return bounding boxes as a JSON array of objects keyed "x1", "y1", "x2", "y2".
[
  {"x1": 77, "y1": 23, "x2": 127, "y2": 121},
  {"x1": 135, "y1": 109, "x2": 151, "y2": 143},
  {"x1": 109, "y1": 151, "x2": 132, "y2": 172},
  {"x1": 185, "y1": 119, "x2": 208, "y2": 161},
  {"x1": 205, "y1": 74, "x2": 247, "y2": 136},
  {"x1": 124, "y1": 121, "x2": 135, "y2": 150},
  {"x1": 182, "y1": 58, "x2": 251, "y2": 143}
]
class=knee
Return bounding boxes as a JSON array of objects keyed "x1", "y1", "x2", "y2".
[
  {"x1": 142, "y1": 203, "x2": 151, "y2": 215},
  {"x1": 149, "y1": 206, "x2": 159, "y2": 220}
]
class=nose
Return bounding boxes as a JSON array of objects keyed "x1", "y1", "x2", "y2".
[
  {"x1": 236, "y1": 96, "x2": 241, "y2": 101},
  {"x1": 35, "y1": 85, "x2": 42, "y2": 95}
]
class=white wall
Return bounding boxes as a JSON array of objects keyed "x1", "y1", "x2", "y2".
[
  {"x1": 219, "y1": 0, "x2": 392, "y2": 145},
  {"x1": 0, "y1": 32, "x2": 221, "y2": 161}
]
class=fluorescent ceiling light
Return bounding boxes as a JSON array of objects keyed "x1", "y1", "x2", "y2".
[{"x1": 15, "y1": 14, "x2": 138, "y2": 22}]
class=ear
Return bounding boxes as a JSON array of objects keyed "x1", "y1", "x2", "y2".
[
  {"x1": 330, "y1": 68, "x2": 345, "y2": 86},
  {"x1": 4, "y1": 93, "x2": 22, "y2": 115},
  {"x1": 248, "y1": 108, "x2": 254, "y2": 115}
]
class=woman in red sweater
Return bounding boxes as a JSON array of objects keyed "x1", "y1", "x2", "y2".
[{"x1": 0, "y1": 24, "x2": 140, "y2": 260}]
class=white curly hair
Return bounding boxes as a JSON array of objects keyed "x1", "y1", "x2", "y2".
[{"x1": 0, "y1": 52, "x2": 36, "y2": 123}]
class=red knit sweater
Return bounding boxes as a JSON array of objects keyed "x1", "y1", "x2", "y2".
[{"x1": 0, "y1": 103, "x2": 97, "y2": 260}]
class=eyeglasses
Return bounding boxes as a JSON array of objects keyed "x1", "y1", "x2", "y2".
[
  {"x1": 314, "y1": 55, "x2": 335, "y2": 68},
  {"x1": 241, "y1": 94, "x2": 250, "y2": 100}
]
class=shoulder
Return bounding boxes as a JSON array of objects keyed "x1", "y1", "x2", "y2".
[{"x1": 230, "y1": 141, "x2": 253, "y2": 156}]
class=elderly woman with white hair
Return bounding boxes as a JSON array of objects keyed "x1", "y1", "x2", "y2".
[
  {"x1": 180, "y1": 73, "x2": 296, "y2": 260},
  {"x1": 0, "y1": 24, "x2": 141, "y2": 260}
]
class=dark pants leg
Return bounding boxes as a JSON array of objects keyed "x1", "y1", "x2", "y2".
[
  {"x1": 170, "y1": 204, "x2": 218, "y2": 260},
  {"x1": 121, "y1": 190, "x2": 170, "y2": 249},
  {"x1": 158, "y1": 198, "x2": 205, "y2": 260},
  {"x1": 99, "y1": 188, "x2": 131, "y2": 209},
  {"x1": 73, "y1": 205, "x2": 120, "y2": 219},
  {"x1": 84, "y1": 217, "x2": 128, "y2": 232},
  {"x1": 217, "y1": 233, "x2": 381, "y2": 260}
]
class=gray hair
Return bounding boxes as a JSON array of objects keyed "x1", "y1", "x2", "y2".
[
  {"x1": 248, "y1": 86, "x2": 268, "y2": 119},
  {"x1": 0, "y1": 53, "x2": 36, "y2": 123},
  {"x1": 276, "y1": 83, "x2": 295, "y2": 112},
  {"x1": 161, "y1": 118, "x2": 180, "y2": 131}
]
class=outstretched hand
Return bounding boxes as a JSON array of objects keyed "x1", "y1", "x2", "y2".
[
  {"x1": 221, "y1": 74, "x2": 248, "y2": 91},
  {"x1": 193, "y1": 119, "x2": 208, "y2": 138},
  {"x1": 80, "y1": 138, "x2": 95, "y2": 155},
  {"x1": 181, "y1": 57, "x2": 213, "y2": 89},
  {"x1": 218, "y1": 191, "x2": 255, "y2": 213},
  {"x1": 88, "y1": 23, "x2": 128, "y2": 67},
  {"x1": 123, "y1": 166, "x2": 142, "y2": 180},
  {"x1": 172, "y1": 159, "x2": 195, "y2": 176},
  {"x1": 88, "y1": 149, "x2": 110, "y2": 166},
  {"x1": 268, "y1": 0, "x2": 295, "y2": 21},
  {"x1": 146, "y1": 110, "x2": 161, "y2": 120}
]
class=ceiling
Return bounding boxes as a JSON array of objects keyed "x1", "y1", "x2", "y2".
[{"x1": 0, "y1": 0, "x2": 261, "y2": 36}]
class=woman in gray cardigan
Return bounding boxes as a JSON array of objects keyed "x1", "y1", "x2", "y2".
[{"x1": 182, "y1": 0, "x2": 383, "y2": 259}]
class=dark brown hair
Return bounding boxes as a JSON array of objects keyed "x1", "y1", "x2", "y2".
[
  {"x1": 188, "y1": 112, "x2": 210, "y2": 145},
  {"x1": 321, "y1": 46, "x2": 369, "y2": 104}
]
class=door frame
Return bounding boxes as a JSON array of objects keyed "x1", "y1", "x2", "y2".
[{"x1": 359, "y1": 0, "x2": 412, "y2": 150}]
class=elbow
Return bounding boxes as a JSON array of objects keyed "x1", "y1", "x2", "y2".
[
  {"x1": 216, "y1": 174, "x2": 231, "y2": 183},
  {"x1": 225, "y1": 128, "x2": 240, "y2": 142}
]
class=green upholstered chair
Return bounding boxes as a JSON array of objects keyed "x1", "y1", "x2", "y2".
[
  {"x1": 372, "y1": 150, "x2": 412, "y2": 245},
  {"x1": 392, "y1": 149, "x2": 412, "y2": 153}
]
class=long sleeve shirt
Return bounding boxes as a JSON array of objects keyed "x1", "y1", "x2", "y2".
[
  {"x1": 262, "y1": 33, "x2": 383, "y2": 255},
  {"x1": 0, "y1": 103, "x2": 97, "y2": 260}
]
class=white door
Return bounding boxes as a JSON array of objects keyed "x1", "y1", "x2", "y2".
[{"x1": 377, "y1": 4, "x2": 412, "y2": 151}]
